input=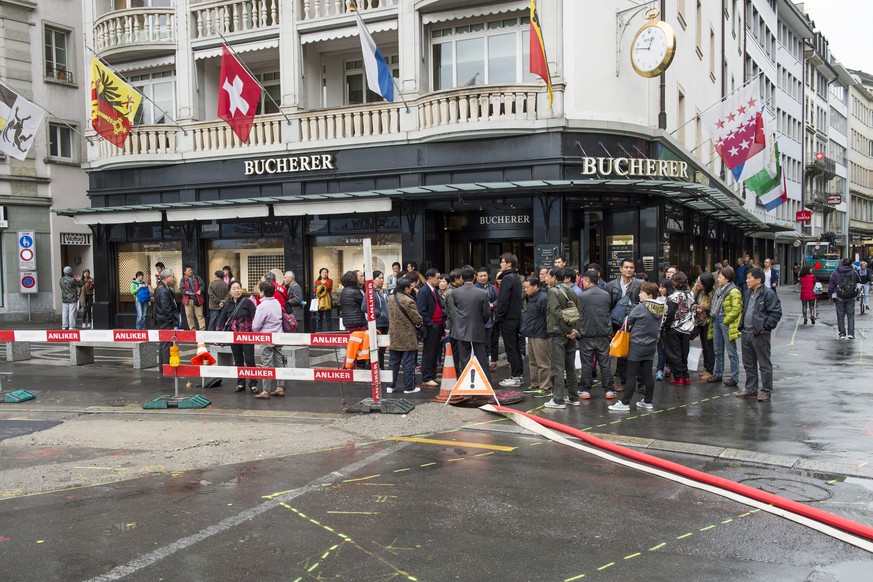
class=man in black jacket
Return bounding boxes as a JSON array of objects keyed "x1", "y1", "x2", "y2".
[
  {"x1": 154, "y1": 269, "x2": 180, "y2": 376},
  {"x1": 416, "y1": 268, "x2": 444, "y2": 387},
  {"x1": 737, "y1": 267, "x2": 782, "y2": 401},
  {"x1": 577, "y1": 271, "x2": 616, "y2": 399},
  {"x1": 496, "y1": 253, "x2": 524, "y2": 387},
  {"x1": 520, "y1": 276, "x2": 550, "y2": 396}
]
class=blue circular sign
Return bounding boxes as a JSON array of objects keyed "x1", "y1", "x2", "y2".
[
  {"x1": 19, "y1": 235, "x2": 33, "y2": 248},
  {"x1": 21, "y1": 275, "x2": 36, "y2": 288}
]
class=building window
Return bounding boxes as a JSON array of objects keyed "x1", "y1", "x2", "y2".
[
  {"x1": 130, "y1": 70, "x2": 175, "y2": 124},
  {"x1": 44, "y1": 25, "x2": 72, "y2": 84},
  {"x1": 47, "y1": 123, "x2": 75, "y2": 161},
  {"x1": 255, "y1": 71, "x2": 280, "y2": 114},
  {"x1": 431, "y1": 16, "x2": 535, "y2": 90},
  {"x1": 345, "y1": 57, "x2": 398, "y2": 105}
]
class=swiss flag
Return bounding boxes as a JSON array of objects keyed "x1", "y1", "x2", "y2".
[{"x1": 217, "y1": 45, "x2": 262, "y2": 143}]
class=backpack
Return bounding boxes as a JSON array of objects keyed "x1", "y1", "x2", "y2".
[
  {"x1": 837, "y1": 271, "x2": 857, "y2": 300},
  {"x1": 813, "y1": 281, "x2": 823, "y2": 295},
  {"x1": 136, "y1": 284, "x2": 151, "y2": 303},
  {"x1": 557, "y1": 287, "x2": 580, "y2": 327}
]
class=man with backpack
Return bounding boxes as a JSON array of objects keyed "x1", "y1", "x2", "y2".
[
  {"x1": 543, "y1": 267, "x2": 580, "y2": 409},
  {"x1": 607, "y1": 258, "x2": 643, "y2": 391},
  {"x1": 829, "y1": 258, "x2": 860, "y2": 339}
]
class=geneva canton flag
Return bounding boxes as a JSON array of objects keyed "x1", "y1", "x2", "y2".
[
  {"x1": 91, "y1": 58, "x2": 143, "y2": 148},
  {"x1": 218, "y1": 45, "x2": 262, "y2": 143},
  {"x1": 0, "y1": 85, "x2": 45, "y2": 160}
]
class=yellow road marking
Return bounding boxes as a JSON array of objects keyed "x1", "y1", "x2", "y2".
[
  {"x1": 389, "y1": 437, "x2": 516, "y2": 452},
  {"x1": 597, "y1": 562, "x2": 615, "y2": 571},
  {"x1": 326, "y1": 511, "x2": 379, "y2": 515},
  {"x1": 393, "y1": 468, "x2": 411, "y2": 473},
  {"x1": 624, "y1": 552, "x2": 641, "y2": 559},
  {"x1": 700, "y1": 525, "x2": 715, "y2": 531},
  {"x1": 676, "y1": 533, "x2": 692, "y2": 539},
  {"x1": 420, "y1": 462, "x2": 436, "y2": 467},
  {"x1": 475, "y1": 451, "x2": 495, "y2": 457},
  {"x1": 342, "y1": 474, "x2": 381, "y2": 483},
  {"x1": 564, "y1": 574, "x2": 586, "y2": 581},
  {"x1": 649, "y1": 542, "x2": 666, "y2": 551}
]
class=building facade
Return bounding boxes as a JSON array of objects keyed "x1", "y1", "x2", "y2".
[
  {"x1": 0, "y1": 0, "x2": 92, "y2": 322},
  {"x1": 847, "y1": 69, "x2": 873, "y2": 260},
  {"x1": 66, "y1": 0, "x2": 791, "y2": 329}
]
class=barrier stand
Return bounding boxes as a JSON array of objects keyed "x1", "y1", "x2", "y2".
[
  {"x1": 143, "y1": 339, "x2": 211, "y2": 409},
  {"x1": 0, "y1": 370, "x2": 35, "y2": 403},
  {"x1": 346, "y1": 238, "x2": 414, "y2": 415}
]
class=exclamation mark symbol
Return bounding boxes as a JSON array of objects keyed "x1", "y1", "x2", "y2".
[{"x1": 469, "y1": 369, "x2": 476, "y2": 389}]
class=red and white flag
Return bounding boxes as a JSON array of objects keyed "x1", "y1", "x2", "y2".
[
  {"x1": 701, "y1": 77, "x2": 765, "y2": 183},
  {"x1": 217, "y1": 45, "x2": 261, "y2": 143}
]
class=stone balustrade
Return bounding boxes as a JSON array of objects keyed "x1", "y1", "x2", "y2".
[
  {"x1": 298, "y1": 0, "x2": 397, "y2": 21},
  {"x1": 86, "y1": 85, "x2": 554, "y2": 165},
  {"x1": 191, "y1": 0, "x2": 280, "y2": 39},
  {"x1": 94, "y1": 7, "x2": 175, "y2": 51}
]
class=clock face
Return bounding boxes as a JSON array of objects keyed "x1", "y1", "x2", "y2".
[{"x1": 631, "y1": 22, "x2": 675, "y2": 77}]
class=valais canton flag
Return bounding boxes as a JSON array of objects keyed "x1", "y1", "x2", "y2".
[
  {"x1": 701, "y1": 79, "x2": 765, "y2": 182},
  {"x1": 355, "y1": 13, "x2": 393, "y2": 102}
]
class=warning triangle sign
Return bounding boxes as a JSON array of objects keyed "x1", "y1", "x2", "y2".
[{"x1": 447, "y1": 356, "x2": 499, "y2": 403}]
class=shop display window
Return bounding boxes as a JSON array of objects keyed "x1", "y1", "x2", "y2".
[
  {"x1": 206, "y1": 238, "x2": 285, "y2": 293},
  {"x1": 312, "y1": 234, "x2": 401, "y2": 290},
  {"x1": 117, "y1": 241, "x2": 182, "y2": 296}
]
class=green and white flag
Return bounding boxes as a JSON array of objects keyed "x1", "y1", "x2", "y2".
[
  {"x1": 744, "y1": 139, "x2": 786, "y2": 211},
  {"x1": 0, "y1": 85, "x2": 45, "y2": 160}
]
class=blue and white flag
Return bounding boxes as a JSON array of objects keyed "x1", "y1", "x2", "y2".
[{"x1": 355, "y1": 13, "x2": 394, "y2": 102}]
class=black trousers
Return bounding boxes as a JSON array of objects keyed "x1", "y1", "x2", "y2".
[
  {"x1": 621, "y1": 359, "x2": 654, "y2": 405},
  {"x1": 420, "y1": 323, "x2": 444, "y2": 382},
  {"x1": 500, "y1": 319, "x2": 523, "y2": 377},
  {"x1": 699, "y1": 323, "x2": 715, "y2": 373},
  {"x1": 664, "y1": 329, "x2": 690, "y2": 379}
]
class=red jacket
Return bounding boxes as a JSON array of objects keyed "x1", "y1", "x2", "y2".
[{"x1": 799, "y1": 274, "x2": 817, "y2": 301}]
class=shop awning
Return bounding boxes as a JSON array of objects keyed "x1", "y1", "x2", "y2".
[
  {"x1": 55, "y1": 178, "x2": 778, "y2": 232},
  {"x1": 73, "y1": 210, "x2": 162, "y2": 225},
  {"x1": 165, "y1": 204, "x2": 270, "y2": 222},
  {"x1": 273, "y1": 198, "x2": 391, "y2": 217}
]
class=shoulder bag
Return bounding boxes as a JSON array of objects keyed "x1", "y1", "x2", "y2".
[{"x1": 609, "y1": 317, "x2": 630, "y2": 358}]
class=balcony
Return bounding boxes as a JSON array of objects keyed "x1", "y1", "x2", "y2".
[
  {"x1": 298, "y1": 0, "x2": 398, "y2": 22},
  {"x1": 191, "y1": 0, "x2": 280, "y2": 41},
  {"x1": 86, "y1": 83, "x2": 554, "y2": 167},
  {"x1": 94, "y1": 7, "x2": 176, "y2": 62},
  {"x1": 805, "y1": 154, "x2": 837, "y2": 180}
]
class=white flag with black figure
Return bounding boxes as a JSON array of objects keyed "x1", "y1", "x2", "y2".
[{"x1": 0, "y1": 85, "x2": 45, "y2": 160}]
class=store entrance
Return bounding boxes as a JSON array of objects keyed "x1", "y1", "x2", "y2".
[{"x1": 448, "y1": 238, "x2": 534, "y2": 279}]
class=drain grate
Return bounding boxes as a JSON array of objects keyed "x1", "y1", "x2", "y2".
[{"x1": 738, "y1": 477, "x2": 832, "y2": 502}]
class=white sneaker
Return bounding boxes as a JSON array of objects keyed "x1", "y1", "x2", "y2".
[
  {"x1": 403, "y1": 387, "x2": 421, "y2": 394},
  {"x1": 608, "y1": 402, "x2": 630, "y2": 412},
  {"x1": 543, "y1": 398, "x2": 566, "y2": 409},
  {"x1": 847, "y1": 335, "x2": 855, "y2": 340},
  {"x1": 499, "y1": 376, "x2": 523, "y2": 387},
  {"x1": 636, "y1": 401, "x2": 654, "y2": 410},
  {"x1": 385, "y1": 386, "x2": 395, "y2": 394}
]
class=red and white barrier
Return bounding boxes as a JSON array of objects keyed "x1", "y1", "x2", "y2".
[
  {"x1": 0, "y1": 329, "x2": 389, "y2": 347},
  {"x1": 163, "y1": 364, "x2": 393, "y2": 383}
]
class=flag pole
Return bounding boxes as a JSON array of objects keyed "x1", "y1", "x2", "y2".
[
  {"x1": 668, "y1": 71, "x2": 765, "y2": 136},
  {"x1": 217, "y1": 31, "x2": 294, "y2": 126},
  {"x1": 0, "y1": 77, "x2": 98, "y2": 146},
  {"x1": 84, "y1": 45, "x2": 189, "y2": 136}
]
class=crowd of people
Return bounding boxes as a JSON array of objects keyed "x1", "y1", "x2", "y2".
[{"x1": 64, "y1": 248, "x2": 872, "y2": 405}]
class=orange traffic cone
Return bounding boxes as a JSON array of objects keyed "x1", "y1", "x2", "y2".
[
  {"x1": 434, "y1": 342, "x2": 467, "y2": 404},
  {"x1": 190, "y1": 342, "x2": 217, "y2": 366}
]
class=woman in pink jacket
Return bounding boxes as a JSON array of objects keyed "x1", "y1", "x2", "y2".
[{"x1": 799, "y1": 265, "x2": 817, "y2": 325}]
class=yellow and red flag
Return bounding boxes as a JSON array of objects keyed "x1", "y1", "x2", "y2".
[
  {"x1": 90, "y1": 57, "x2": 142, "y2": 148},
  {"x1": 529, "y1": 0, "x2": 552, "y2": 109}
]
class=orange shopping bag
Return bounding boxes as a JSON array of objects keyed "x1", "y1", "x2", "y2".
[{"x1": 609, "y1": 317, "x2": 630, "y2": 358}]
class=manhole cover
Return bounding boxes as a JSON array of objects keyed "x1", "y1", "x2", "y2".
[{"x1": 738, "y1": 477, "x2": 832, "y2": 502}]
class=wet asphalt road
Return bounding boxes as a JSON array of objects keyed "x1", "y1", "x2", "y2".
[
  {"x1": 1, "y1": 427, "x2": 872, "y2": 581},
  {"x1": 1, "y1": 292, "x2": 872, "y2": 580}
]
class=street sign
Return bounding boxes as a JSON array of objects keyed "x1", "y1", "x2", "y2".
[
  {"x1": 19, "y1": 271, "x2": 37, "y2": 294},
  {"x1": 826, "y1": 193, "x2": 842, "y2": 205},
  {"x1": 17, "y1": 230, "x2": 36, "y2": 271},
  {"x1": 796, "y1": 210, "x2": 812, "y2": 223}
]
